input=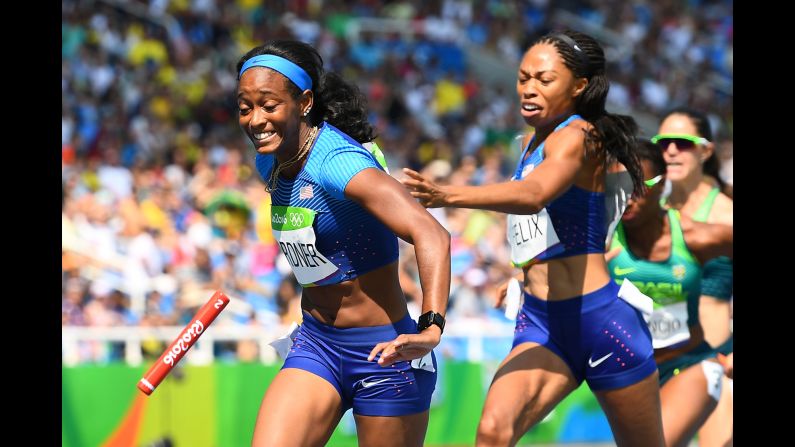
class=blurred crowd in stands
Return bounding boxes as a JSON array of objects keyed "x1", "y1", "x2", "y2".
[{"x1": 62, "y1": 0, "x2": 733, "y2": 363}]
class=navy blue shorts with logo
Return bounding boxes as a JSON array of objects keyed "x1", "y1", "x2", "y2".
[
  {"x1": 513, "y1": 281, "x2": 657, "y2": 391},
  {"x1": 283, "y1": 312, "x2": 437, "y2": 416}
]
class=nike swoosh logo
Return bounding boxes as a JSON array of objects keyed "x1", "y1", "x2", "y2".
[
  {"x1": 613, "y1": 266, "x2": 637, "y2": 276},
  {"x1": 588, "y1": 352, "x2": 613, "y2": 368},
  {"x1": 360, "y1": 378, "x2": 390, "y2": 388}
]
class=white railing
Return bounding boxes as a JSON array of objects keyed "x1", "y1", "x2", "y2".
[{"x1": 62, "y1": 321, "x2": 517, "y2": 367}]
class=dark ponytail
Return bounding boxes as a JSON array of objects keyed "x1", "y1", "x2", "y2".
[
  {"x1": 316, "y1": 72, "x2": 376, "y2": 143},
  {"x1": 538, "y1": 30, "x2": 644, "y2": 196},
  {"x1": 236, "y1": 39, "x2": 376, "y2": 143},
  {"x1": 588, "y1": 111, "x2": 642, "y2": 196}
]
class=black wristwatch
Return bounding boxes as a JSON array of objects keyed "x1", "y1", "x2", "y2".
[{"x1": 417, "y1": 311, "x2": 445, "y2": 334}]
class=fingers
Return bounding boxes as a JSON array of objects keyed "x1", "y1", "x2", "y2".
[
  {"x1": 404, "y1": 178, "x2": 432, "y2": 196},
  {"x1": 402, "y1": 168, "x2": 424, "y2": 180},
  {"x1": 401, "y1": 177, "x2": 421, "y2": 188},
  {"x1": 368, "y1": 335, "x2": 408, "y2": 363},
  {"x1": 408, "y1": 192, "x2": 433, "y2": 208},
  {"x1": 368, "y1": 341, "x2": 393, "y2": 362},
  {"x1": 368, "y1": 335, "x2": 437, "y2": 367},
  {"x1": 376, "y1": 341, "x2": 409, "y2": 367},
  {"x1": 402, "y1": 168, "x2": 436, "y2": 193}
]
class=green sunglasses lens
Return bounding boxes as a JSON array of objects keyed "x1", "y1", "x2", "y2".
[{"x1": 644, "y1": 175, "x2": 663, "y2": 187}]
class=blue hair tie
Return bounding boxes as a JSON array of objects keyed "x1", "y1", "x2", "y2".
[{"x1": 239, "y1": 55, "x2": 312, "y2": 91}]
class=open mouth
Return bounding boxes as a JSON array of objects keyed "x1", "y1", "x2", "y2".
[{"x1": 253, "y1": 131, "x2": 276, "y2": 142}]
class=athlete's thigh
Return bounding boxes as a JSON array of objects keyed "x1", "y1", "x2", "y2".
[
  {"x1": 659, "y1": 361, "x2": 719, "y2": 447},
  {"x1": 593, "y1": 370, "x2": 664, "y2": 447},
  {"x1": 481, "y1": 342, "x2": 579, "y2": 440},
  {"x1": 354, "y1": 411, "x2": 429, "y2": 447},
  {"x1": 251, "y1": 368, "x2": 343, "y2": 447},
  {"x1": 697, "y1": 376, "x2": 733, "y2": 447}
]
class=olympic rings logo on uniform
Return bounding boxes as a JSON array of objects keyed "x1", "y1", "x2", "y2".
[{"x1": 289, "y1": 213, "x2": 305, "y2": 227}]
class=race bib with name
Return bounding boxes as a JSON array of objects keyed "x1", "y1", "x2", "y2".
[
  {"x1": 271, "y1": 205, "x2": 340, "y2": 286},
  {"x1": 506, "y1": 160, "x2": 562, "y2": 266},
  {"x1": 647, "y1": 301, "x2": 690, "y2": 349},
  {"x1": 507, "y1": 210, "x2": 562, "y2": 267}
]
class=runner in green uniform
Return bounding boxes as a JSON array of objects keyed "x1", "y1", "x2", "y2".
[
  {"x1": 607, "y1": 140, "x2": 732, "y2": 447},
  {"x1": 654, "y1": 108, "x2": 733, "y2": 446}
]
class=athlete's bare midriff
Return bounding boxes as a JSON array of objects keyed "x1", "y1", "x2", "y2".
[
  {"x1": 522, "y1": 253, "x2": 612, "y2": 301},
  {"x1": 301, "y1": 260, "x2": 408, "y2": 328}
]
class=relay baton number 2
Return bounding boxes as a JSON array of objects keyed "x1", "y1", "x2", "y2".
[{"x1": 137, "y1": 291, "x2": 230, "y2": 395}]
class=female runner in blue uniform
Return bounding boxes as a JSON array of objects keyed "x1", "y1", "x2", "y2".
[
  {"x1": 607, "y1": 140, "x2": 732, "y2": 446},
  {"x1": 404, "y1": 30, "x2": 664, "y2": 446},
  {"x1": 237, "y1": 40, "x2": 451, "y2": 447}
]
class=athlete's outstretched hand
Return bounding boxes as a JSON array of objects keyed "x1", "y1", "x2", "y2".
[
  {"x1": 401, "y1": 168, "x2": 449, "y2": 208},
  {"x1": 368, "y1": 325, "x2": 442, "y2": 367}
]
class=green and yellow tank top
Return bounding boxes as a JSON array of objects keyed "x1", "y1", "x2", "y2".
[
  {"x1": 691, "y1": 187, "x2": 733, "y2": 300},
  {"x1": 609, "y1": 209, "x2": 702, "y2": 349}
]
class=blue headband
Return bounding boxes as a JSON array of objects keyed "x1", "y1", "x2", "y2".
[{"x1": 238, "y1": 55, "x2": 313, "y2": 92}]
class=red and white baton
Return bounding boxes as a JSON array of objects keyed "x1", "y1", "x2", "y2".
[{"x1": 137, "y1": 291, "x2": 230, "y2": 395}]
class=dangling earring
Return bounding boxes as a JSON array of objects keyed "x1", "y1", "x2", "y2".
[{"x1": 303, "y1": 108, "x2": 311, "y2": 117}]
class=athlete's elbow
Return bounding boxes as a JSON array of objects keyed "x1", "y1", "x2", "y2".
[
  {"x1": 511, "y1": 185, "x2": 547, "y2": 214},
  {"x1": 404, "y1": 213, "x2": 449, "y2": 249},
  {"x1": 424, "y1": 216, "x2": 451, "y2": 251},
  {"x1": 437, "y1": 227, "x2": 451, "y2": 252},
  {"x1": 509, "y1": 198, "x2": 543, "y2": 215},
  {"x1": 428, "y1": 220, "x2": 450, "y2": 250},
  {"x1": 524, "y1": 203, "x2": 544, "y2": 215}
]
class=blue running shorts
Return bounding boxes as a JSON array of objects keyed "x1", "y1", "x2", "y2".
[
  {"x1": 283, "y1": 312, "x2": 437, "y2": 416},
  {"x1": 513, "y1": 281, "x2": 657, "y2": 391}
]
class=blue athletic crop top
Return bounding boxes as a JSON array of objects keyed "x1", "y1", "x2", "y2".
[
  {"x1": 256, "y1": 122, "x2": 398, "y2": 287},
  {"x1": 511, "y1": 114, "x2": 607, "y2": 262}
]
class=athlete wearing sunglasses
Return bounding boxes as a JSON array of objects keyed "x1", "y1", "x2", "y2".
[
  {"x1": 656, "y1": 107, "x2": 733, "y2": 447},
  {"x1": 651, "y1": 133, "x2": 710, "y2": 151},
  {"x1": 607, "y1": 140, "x2": 733, "y2": 447}
]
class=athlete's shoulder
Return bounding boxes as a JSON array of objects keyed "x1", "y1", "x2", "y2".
[
  {"x1": 308, "y1": 123, "x2": 364, "y2": 168},
  {"x1": 569, "y1": 117, "x2": 593, "y2": 133},
  {"x1": 545, "y1": 121, "x2": 589, "y2": 157},
  {"x1": 552, "y1": 117, "x2": 591, "y2": 141},
  {"x1": 319, "y1": 122, "x2": 363, "y2": 148}
]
